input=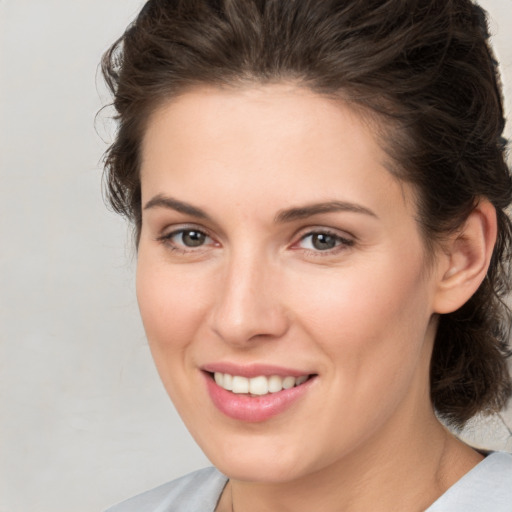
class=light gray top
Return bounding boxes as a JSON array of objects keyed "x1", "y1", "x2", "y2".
[{"x1": 105, "y1": 451, "x2": 512, "y2": 512}]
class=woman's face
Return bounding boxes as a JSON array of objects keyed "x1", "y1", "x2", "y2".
[{"x1": 137, "y1": 85, "x2": 444, "y2": 482}]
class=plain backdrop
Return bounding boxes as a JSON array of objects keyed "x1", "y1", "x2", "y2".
[{"x1": 1, "y1": 1, "x2": 511, "y2": 511}]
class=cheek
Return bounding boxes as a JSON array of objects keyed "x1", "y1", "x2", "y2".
[
  {"x1": 291, "y1": 254, "x2": 433, "y2": 379},
  {"x1": 135, "y1": 254, "x2": 211, "y2": 357},
  {"x1": 135, "y1": 254, "x2": 214, "y2": 417},
  {"x1": 287, "y1": 262, "x2": 434, "y2": 449}
]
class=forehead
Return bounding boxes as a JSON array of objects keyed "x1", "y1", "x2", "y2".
[
  {"x1": 141, "y1": 83, "x2": 382, "y2": 161},
  {"x1": 140, "y1": 84, "x2": 412, "y2": 222}
]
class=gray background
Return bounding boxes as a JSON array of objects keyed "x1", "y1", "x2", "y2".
[{"x1": 0, "y1": 1, "x2": 511, "y2": 511}]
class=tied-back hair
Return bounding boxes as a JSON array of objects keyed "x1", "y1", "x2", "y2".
[{"x1": 101, "y1": 0, "x2": 512, "y2": 428}]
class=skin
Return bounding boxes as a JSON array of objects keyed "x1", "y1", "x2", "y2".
[{"x1": 136, "y1": 84, "x2": 493, "y2": 511}]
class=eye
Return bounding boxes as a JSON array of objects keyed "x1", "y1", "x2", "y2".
[
  {"x1": 297, "y1": 230, "x2": 354, "y2": 252},
  {"x1": 158, "y1": 228, "x2": 214, "y2": 251},
  {"x1": 175, "y1": 229, "x2": 208, "y2": 247}
]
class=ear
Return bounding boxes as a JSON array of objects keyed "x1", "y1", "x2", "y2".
[{"x1": 433, "y1": 200, "x2": 497, "y2": 314}]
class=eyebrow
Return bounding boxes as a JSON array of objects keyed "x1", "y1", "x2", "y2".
[
  {"x1": 143, "y1": 195, "x2": 377, "y2": 222},
  {"x1": 144, "y1": 195, "x2": 211, "y2": 219},
  {"x1": 275, "y1": 201, "x2": 377, "y2": 223}
]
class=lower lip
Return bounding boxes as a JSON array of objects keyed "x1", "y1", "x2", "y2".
[{"x1": 203, "y1": 372, "x2": 315, "y2": 422}]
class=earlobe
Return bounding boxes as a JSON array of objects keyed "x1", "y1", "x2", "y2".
[{"x1": 433, "y1": 200, "x2": 497, "y2": 314}]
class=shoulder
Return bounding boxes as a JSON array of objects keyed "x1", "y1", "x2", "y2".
[
  {"x1": 104, "y1": 467, "x2": 228, "y2": 512},
  {"x1": 427, "y1": 452, "x2": 512, "y2": 512}
]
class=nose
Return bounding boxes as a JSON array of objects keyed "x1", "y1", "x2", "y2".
[{"x1": 209, "y1": 250, "x2": 290, "y2": 347}]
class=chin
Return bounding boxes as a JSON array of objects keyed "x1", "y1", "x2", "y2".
[
  {"x1": 198, "y1": 432, "x2": 318, "y2": 483},
  {"x1": 215, "y1": 457, "x2": 308, "y2": 484}
]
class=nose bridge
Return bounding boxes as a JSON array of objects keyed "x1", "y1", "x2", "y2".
[{"x1": 210, "y1": 244, "x2": 288, "y2": 345}]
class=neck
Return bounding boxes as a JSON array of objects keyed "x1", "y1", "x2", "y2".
[{"x1": 221, "y1": 409, "x2": 481, "y2": 512}]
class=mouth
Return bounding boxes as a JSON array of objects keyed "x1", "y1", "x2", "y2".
[
  {"x1": 208, "y1": 371, "x2": 314, "y2": 396},
  {"x1": 202, "y1": 368, "x2": 318, "y2": 422}
]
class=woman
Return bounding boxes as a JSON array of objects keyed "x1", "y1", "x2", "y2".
[{"x1": 102, "y1": 0, "x2": 512, "y2": 510}]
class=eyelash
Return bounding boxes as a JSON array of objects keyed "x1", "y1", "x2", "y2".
[
  {"x1": 157, "y1": 226, "x2": 216, "y2": 254},
  {"x1": 156, "y1": 226, "x2": 354, "y2": 256},
  {"x1": 295, "y1": 230, "x2": 354, "y2": 256}
]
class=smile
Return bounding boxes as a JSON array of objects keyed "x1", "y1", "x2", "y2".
[
  {"x1": 214, "y1": 372, "x2": 309, "y2": 395},
  {"x1": 204, "y1": 369, "x2": 317, "y2": 422}
]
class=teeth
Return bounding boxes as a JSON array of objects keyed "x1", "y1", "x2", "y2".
[
  {"x1": 232, "y1": 376, "x2": 249, "y2": 394},
  {"x1": 213, "y1": 372, "x2": 310, "y2": 395},
  {"x1": 268, "y1": 375, "x2": 283, "y2": 393},
  {"x1": 249, "y1": 376, "x2": 268, "y2": 395},
  {"x1": 282, "y1": 376, "x2": 296, "y2": 389},
  {"x1": 223, "y1": 373, "x2": 233, "y2": 391}
]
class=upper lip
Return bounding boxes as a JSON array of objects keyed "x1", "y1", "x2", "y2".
[{"x1": 201, "y1": 362, "x2": 314, "y2": 378}]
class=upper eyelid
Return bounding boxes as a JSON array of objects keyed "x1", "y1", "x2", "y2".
[
  {"x1": 157, "y1": 217, "x2": 231, "y2": 242},
  {"x1": 294, "y1": 225, "x2": 355, "y2": 241},
  {"x1": 158, "y1": 224, "x2": 213, "y2": 239}
]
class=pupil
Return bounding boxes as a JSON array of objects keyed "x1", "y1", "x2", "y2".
[
  {"x1": 313, "y1": 233, "x2": 336, "y2": 250},
  {"x1": 183, "y1": 231, "x2": 205, "y2": 247}
]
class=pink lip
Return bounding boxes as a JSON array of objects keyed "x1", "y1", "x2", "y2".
[
  {"x1": 202, "y1": 362, "x2": 312, "y2": 378},
  {"x1": 202, "y1": 371, "x2": 316, "y2": 423}
]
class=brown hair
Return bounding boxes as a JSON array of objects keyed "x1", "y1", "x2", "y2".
[{"x1": 101, "y1": 0, "x2": 512, "y2": 428}]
